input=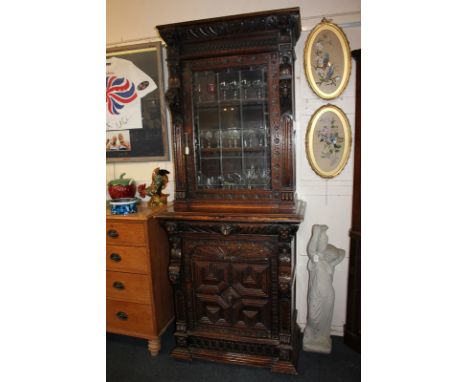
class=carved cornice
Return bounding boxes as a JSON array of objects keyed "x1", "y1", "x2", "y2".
[{"x1": 158, "y1": 8, "x2": 300, "y2": 47}]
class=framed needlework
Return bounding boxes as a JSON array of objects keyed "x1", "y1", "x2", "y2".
[
  {"x1": 305, "y1": 104, "x2": 352, "y2": 178},
  {"x1": 304, "y1": 19, "x2": 351, "y2": 100},
  {"x1": 106, "y1": 42, "x2": 169, "y2": 162}
]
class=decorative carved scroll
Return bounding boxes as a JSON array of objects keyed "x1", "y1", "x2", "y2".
[
  {"x1": 279, "y1": 247, "x2": 291, "y2": 264},
  {"x1": 168, "y1": 237, "x2": 182, "y2": 285},
  {"x1": 278, "y1": 273, "x2": 291, "y2": 294},
  {"x1": 281, "y1": 113, "x2": 294, "y2": 189}
]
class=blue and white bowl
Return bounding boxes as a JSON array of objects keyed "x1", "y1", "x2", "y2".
[{"x1": 109, "y1": 198, "x2": 138, "y2": 215}]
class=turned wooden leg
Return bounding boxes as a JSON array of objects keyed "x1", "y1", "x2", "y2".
[{"x1": 148, "y1": 337, "x2": 161, "y2": 356}]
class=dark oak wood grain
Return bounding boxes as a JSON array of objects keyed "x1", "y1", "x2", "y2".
[
  {"x1": 157, "y1": 8, "x2": 303, "y2": 373},
  {"x1": 158, "y1": 8, "x2": 301, "y2": 214}
]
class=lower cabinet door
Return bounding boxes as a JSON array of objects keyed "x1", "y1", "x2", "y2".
[
  {"x1": 106, "y1": 299, "x2": 154, "y2": 337},
  {"x1": 184, "y1": 237, "x2": 277, "y2": 339}
]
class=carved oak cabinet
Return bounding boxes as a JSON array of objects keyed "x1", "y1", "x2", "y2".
[{"x1": 157, "y1": 8, "x2": 304, "y2": 374}]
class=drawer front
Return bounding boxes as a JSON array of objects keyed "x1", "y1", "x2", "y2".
[
  {"x1": 106, "y1": 299, "x2": 154, "y2": 337},
  {"x1": 106, "y1": 271, "x2": 151, "y2": 303},
  {"x1": 106, "y1": 245, "x2": 149, "y2": 274},
  {"x1": 106, "y1": 221, "x2": 146, "y2": 246}
]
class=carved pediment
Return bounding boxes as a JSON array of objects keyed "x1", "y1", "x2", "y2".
[{"x1": 158, "y1": 8, "x2": 300, "y2": 46}]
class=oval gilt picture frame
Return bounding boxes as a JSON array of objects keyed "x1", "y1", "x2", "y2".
[
  {"x1": 306, "y1": 104, "x2": 352, "y2": 178},
  {"x1": 304, "y1": 19, "x2": 351, "y2": 100}
]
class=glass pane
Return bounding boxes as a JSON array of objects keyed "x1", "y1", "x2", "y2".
[{"x1": 193, "y1": 65, "x2": 270, "y2": 191}]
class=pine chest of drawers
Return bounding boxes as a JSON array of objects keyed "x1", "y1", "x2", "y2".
[{"x1": 106, "y1": 203, "x2": 173, "y2": 356}]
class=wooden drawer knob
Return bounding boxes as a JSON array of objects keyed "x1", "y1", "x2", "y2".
[
  {"x1": 116, "y1": 311, "x2": 128, "y2": 320},
  {"x1": 110, "y1": 253, "x2": 122, "y2": 262},
  {"x1": 113, "y1": 281, "x2": 125, "y2": 290},
  {"x1": 107, "y1": 229, "x2": 119, "y2": 238}
]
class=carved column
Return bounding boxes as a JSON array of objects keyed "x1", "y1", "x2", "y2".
[
  {"x1": 164, "y1": 36, "x2": 188, "y2": 201},
  {"x1": 272, "y1": 224, "x2": 298, "y2": 374},
  {"x1": 163, "y1": 222, "x2": 192, "y2": 360}
]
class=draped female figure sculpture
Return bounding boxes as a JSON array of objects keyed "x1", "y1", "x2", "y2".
[{"x1": 303, "y1": 224, "x2": 345, "y2": 353}]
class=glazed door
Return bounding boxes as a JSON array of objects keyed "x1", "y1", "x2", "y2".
[
  {"x1": 191, "y1": 66, "x2": 271, "y2": 191},
  {"x1": 182, "y1": 52, "x2": 281, "y2": 202},
  {"x1": 183, "y1": 237, "x2": 278, "y2": 339}
]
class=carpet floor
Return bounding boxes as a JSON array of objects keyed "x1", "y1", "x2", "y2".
[{"x1": 107, "y1": 325, "x2": 360, "y2": 382}]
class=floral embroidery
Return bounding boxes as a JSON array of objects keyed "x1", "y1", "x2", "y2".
[
  {"x1": 313, "y1": 34, "x2": 341, "y2": 87},
  {"x1": 317, "y1": 117, "x2": 344, "y2": 166}
]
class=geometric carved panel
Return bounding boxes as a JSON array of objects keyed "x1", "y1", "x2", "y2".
[
  {"x1": 191, "y1": 251, "x2": 272, "y2": 337},
  {"x1": 232, "y1": 262, "x2": 269, "y2": 298}
]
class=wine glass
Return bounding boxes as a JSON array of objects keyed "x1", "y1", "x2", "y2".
[
  {"x1": 204, "y1": 130, "x2": 213, "y2": 148},
  {"x1": 232, "y1": 129, "x2": 240, "y2": 148},
  {"x1": 241, "y1": 79, "x2": 250, "y2": 100},
  {"x1": 219, "y1": 81, "x2": 228, "y2": 100},
  {"x1": 229, "y1": 80, "x2": 239, "y2": 99},
  {"x1": 252, "y1": 80, "x2": 263, "y2": 99},
  {"x1": 214, "y1": 130, "x2": 221, "y2": 148}
]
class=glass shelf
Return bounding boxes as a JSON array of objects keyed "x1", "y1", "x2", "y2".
[
  {"x1": 195, "y1": 99, "x2": 269, "y2": 108},
  {"x1": 200, "y1": 147, "x2": 268, "y2": 154},
  {"x1": 193, "y1": 65, "x2": 271, "y2": 191}
]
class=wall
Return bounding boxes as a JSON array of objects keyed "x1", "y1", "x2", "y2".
[{"x1": 107, "y1": 0, "x2": 361, "y2": 335}]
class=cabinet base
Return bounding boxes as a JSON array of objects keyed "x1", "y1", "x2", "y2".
[
  {"x1": 171, "y1": 346, "x2": 193, "y2": 361},
  {"x1": 171, "y1": 346, "x2": 298, "y2": 375}
]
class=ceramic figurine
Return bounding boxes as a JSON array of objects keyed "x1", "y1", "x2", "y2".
[
  {"x1": 138, "y1": 168, "x2": 170, "y2": 207},
  {"x1": 108, "y1": 173, "x2": 136, "y2": 199},
  {"x1": 303, "y1": 224, "x2": 345, "y2": 354}
]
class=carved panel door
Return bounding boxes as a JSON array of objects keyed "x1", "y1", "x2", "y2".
[{"x1": 184, "y1": 238, "x2": 278, "y2": 339}]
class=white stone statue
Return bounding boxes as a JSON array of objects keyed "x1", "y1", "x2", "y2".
[{"x1": 303, "y1": 224, "x2": 345, "y2": 354}]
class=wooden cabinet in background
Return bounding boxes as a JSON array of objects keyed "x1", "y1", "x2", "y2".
[
  {"x1": 344, "y1": 49, "x2": 361, "y2": 352},
  {"x1": 157, "y1": 8, "x2": 304, "y2": 374},
  {"x1": 106, "y1": 203, "x2": 173, "y2": 356}
]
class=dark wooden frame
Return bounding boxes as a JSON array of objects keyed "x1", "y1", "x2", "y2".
[{"x1": 106, "y1": 42, "x2": 170, "y2": 162}]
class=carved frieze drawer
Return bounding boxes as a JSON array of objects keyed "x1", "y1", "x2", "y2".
[{"x1": 163, "y1": 221, "x2": 299, "y2": 238}]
